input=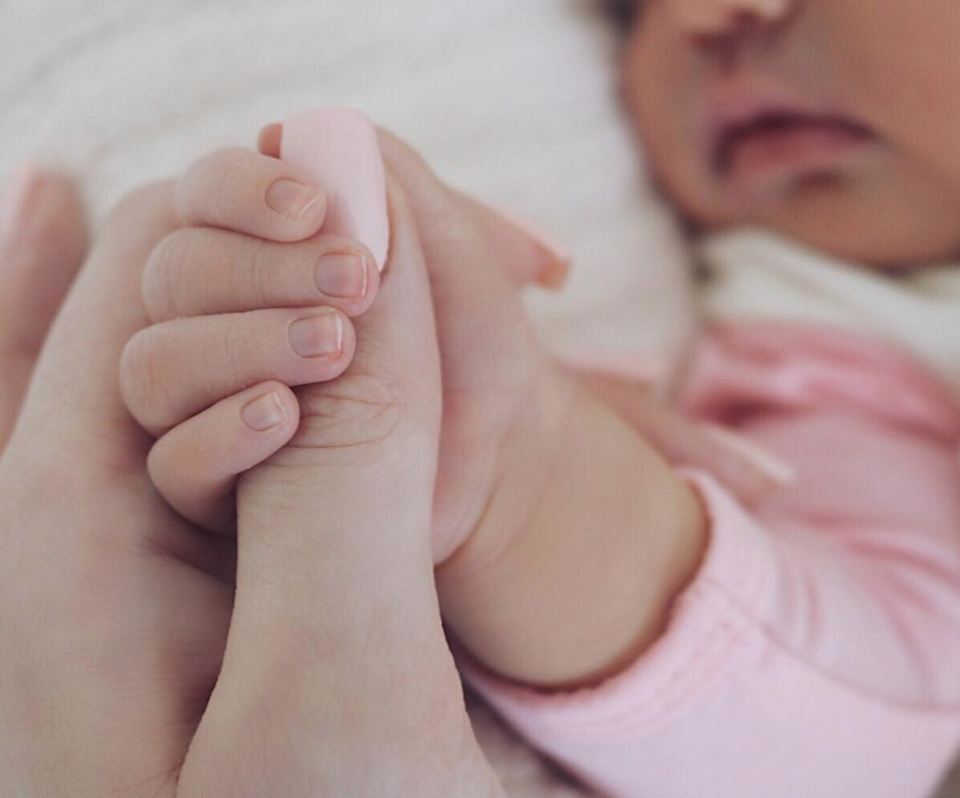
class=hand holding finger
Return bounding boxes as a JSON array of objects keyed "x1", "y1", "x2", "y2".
[
  {"x1": 148, "y1": 381, "x2": 300, "y2": 533},
  {"x1": 121, "y1": 306, "x2": 354, "y2": 436}
]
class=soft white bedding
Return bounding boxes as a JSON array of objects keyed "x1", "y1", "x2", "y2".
[{"x1": 1, "y1": 0, "x2": 699, "y2": 363}]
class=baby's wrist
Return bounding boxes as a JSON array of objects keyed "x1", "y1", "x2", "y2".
[{"x1": 436, "y1": 375, "x2": 708, "y2": 688}]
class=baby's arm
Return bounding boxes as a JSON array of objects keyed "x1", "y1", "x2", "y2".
[
  {"x1": 437, "y1": 372, "x2": 710, "y2": 688},
  {"x1": 448, "y1": 382, "x2": 960, "y2": 797}
]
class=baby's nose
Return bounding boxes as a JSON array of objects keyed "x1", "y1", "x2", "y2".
[{"x1": 668, "y1": 0, "x2": 793, "y2": 42}]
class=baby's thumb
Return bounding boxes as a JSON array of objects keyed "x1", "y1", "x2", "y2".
[{"x1": 379, "y1": 130, "x2": 571, "y2": 292}]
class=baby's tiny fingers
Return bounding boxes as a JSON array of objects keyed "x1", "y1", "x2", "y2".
[
  {"x1": 176, "y1": 147, "x2": 327, "y2": 242},
  {"x1": 144, "y1": 227, "x2": 379, "y2": 322},
  {"x1": 121, "y1": 307, "x2": 355, "y2": 436},
  {"x1": 149, "y1": 381, "x2": 299, "y2": 533}
]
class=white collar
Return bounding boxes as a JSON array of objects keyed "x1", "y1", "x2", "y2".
[{"x1": 697, "y1": 229, "x2": 960, "y2": 397}]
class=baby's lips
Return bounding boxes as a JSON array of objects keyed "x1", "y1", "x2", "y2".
[{"x1": 280, "y1": 108, "x2": 390, "y2": 272}]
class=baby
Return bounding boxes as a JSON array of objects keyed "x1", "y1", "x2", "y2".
[{"x1": 117, "y1": 0, "x2": 960, "y2": 795}]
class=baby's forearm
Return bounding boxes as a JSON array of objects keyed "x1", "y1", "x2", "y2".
[{"x1": 437, "y1": 378, "x2": 708, "y2": 689}]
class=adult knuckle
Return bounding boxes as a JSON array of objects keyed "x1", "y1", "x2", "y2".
[{"x1": 292, "y1": 372, "x2": 408, "y2": 452}]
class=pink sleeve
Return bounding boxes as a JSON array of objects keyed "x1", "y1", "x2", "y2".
[{"x1": 456, "y1": 470, "x2": 960, "y2": 798}]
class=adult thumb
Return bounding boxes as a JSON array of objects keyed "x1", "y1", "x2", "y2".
[{"x1": 179, "y1": 176, "x2": 452, "y2": 794}]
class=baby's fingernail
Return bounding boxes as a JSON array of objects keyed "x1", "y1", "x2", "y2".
[
  {"x1": 315, "y1": 251, "x2": 370, "y2": 299},
  {"x1": 266, "y1": 178, "x2": 323, "y2": 220},
  {"x1": 0, "y1": 160, "x2": 43, "y2": 243},
  {"x1": 242, "y1": 391, "x2": 286, "y2": 432},
  {"x1": 288, "y1": 310, "x2": 344, "y2": 358},
  {"x1": 537, "y1": 256, "x2": 572, "y2": 291},
  {"x1": 699, "y1": 424, "x2": 799, "y2": 486},
  {"x1": 498, "y1": 209, "x2": 572, "y2": 290}
]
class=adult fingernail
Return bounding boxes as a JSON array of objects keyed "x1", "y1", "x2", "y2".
[
  {"x1": 0, "y1": 161, "x2": 43, "y2": 243},
  {"x1": 242, "y1": 391, "x2": 286, "y2": 431},
  {"x1": 699, "y1": 424, "x2": 799, "y2": 486},
  {"x1": 281, "y1": 108, "x2": 390, "y2": 272},
  {"x1": 266, "y1": 178, "x2": 323, "y2": 220},
  {"x1": 288, "y1": 310, "x2": 343, "y2": 358},
  {"x1": 315, "y1": 251, "x2": 369, "y2": 299}
]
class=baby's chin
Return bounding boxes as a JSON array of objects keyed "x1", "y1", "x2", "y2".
[
  {"x1": 669, "y1": 168, "x2": 960, "y2": 269},
  {"x1": 699, "y1": 208, "x2": 960, "y2": 271}
]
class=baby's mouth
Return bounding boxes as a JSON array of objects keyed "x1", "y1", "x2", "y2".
[{"x1": 711, "y1": 110, "x2": 876, "y2": 184}]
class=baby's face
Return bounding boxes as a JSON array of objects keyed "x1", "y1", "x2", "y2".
[{"x1": 619, "y1": 0, "x2": 960, "y2": 266}]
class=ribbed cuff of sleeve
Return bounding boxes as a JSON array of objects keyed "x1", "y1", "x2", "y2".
[{"x1": 454, "y1": 469, "x2": 777, "y2": 745}]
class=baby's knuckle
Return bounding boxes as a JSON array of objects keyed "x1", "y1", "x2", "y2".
[
  {"x1": 183, "y1": 147, "x2": 251, "y2": 219},
  {"x1": 119, "y1": 328, "x2": 169, "y2": 429},
  {"x1": 247, "y1": 236, "x2": 284, "y2": 305},
  {"x1": 190, "y1": 146, "x2": 250, "y2": 183},
  {"x1": 221, "y1": 313, "x2": 257, "y2": 385},
  {"x1": 143, "y1": 229, "x2": 194, "y2": 319}
]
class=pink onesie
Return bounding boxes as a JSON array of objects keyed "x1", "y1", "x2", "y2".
[{"x1": 457, "y1": 319, "x2": 960, "y2": 797}]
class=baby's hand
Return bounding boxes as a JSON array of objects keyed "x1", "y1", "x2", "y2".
[{"x1": 120, "y1": 145, "x2": 381, "y2": 531}]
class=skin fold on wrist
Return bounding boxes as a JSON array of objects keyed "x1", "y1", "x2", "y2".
[{"x1": 436, "y1": 370, "x2": 708, "y2": 690}]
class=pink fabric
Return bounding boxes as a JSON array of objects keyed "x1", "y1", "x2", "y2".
[{"x1": 458, "y1": 320, "x2": 960, "y2": 797}]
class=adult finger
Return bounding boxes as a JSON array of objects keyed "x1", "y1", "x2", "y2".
[{"x1": 0, "y1": 164, "x2": 88, "y2": 450}]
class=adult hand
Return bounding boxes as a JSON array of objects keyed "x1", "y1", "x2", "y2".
[{"x1": 0, "y1": 173, "x2": 236, "y2": 797}]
